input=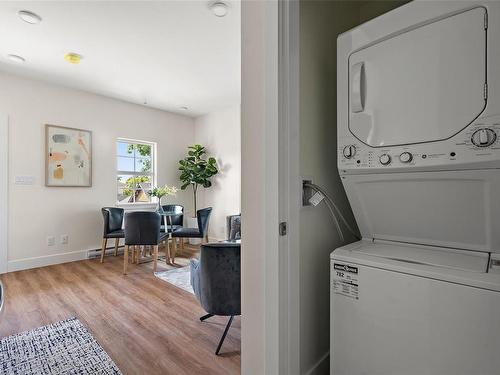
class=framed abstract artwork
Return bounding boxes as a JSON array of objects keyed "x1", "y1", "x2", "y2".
[{"x1": 45, "y1": 124, "x2": 92, "y2": 187}]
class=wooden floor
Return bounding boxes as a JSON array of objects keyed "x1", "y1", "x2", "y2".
[{"x1": 0, "y1": 244, "x2": 241, "y2": 375}]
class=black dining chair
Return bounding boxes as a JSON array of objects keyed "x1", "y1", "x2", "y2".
[
  {"x1": 161, "y1": 204, "x2": 184, "y2": 232},
  {"x1": 190, "y1": 242, "x2": 241, "y2": 355},
  {"x1": 101, "y1": 207, "x2": 125, "y2": 263},
  {"x1": 172, "y1": 207, "x2": 212, "y2": 258},
  {"x1": 123, "y1": 211, "x2": 168, "y2": 274},
  {"x1": 162, "y1": 204, "x2": 184, "y2": 252}
]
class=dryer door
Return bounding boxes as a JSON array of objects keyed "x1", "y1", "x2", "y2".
[{"x1": 349, "y1": 7, "x2": 487, "y2": 147}]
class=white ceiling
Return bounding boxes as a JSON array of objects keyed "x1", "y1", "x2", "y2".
[{"x1": 0, "y1": 1, "x2": 240, "y2": 117}]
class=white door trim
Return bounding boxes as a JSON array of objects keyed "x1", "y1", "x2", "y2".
[
  {"x1": 278, "y1": 0, "x2": 301, "y2": 374},
  {"x1": 0, "y1": 115, "x2": 8, "y2": 274},
  {"x1": 241, "y1": 1, "x2": 280, "y2": 374}
]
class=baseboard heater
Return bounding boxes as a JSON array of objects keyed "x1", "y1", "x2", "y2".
[{"x1": 87, "y1": 246, "x2": 125, "y2": 259}]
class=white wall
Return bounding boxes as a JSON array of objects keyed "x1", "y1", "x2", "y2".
[
  {"x1": 194, "y1": 106, "x2": 241, "y2": 241},
  {"x1": 298, "y1": 2, "x2": 406, "y2": 374},
  {"x1": 0, "y1": 113, "x2": 8, "y2": 274},
  {"x1": 0, "y1": 72, "x2": 195, "y2": 271}
]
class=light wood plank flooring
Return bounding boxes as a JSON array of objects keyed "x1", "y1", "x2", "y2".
[{"x1": 0, "y1": 244, "x2": 240, "y2": 375}]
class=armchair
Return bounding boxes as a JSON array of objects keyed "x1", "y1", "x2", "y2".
[{"x1": 190, "y1": 242, "x2": 241, "y2": 355}]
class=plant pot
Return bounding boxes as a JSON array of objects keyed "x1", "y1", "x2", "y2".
[{"x1": 187, "y1": 216, "x2": 201, "y2": 245}]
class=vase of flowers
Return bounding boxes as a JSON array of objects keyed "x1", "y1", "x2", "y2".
[{"x1": 149, "y1": 185, "x2": 178, "y2": 213}]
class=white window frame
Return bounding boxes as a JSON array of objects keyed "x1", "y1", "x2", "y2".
[{"x1": 116, "y1": 138, "x2": 157, "y2": 207}]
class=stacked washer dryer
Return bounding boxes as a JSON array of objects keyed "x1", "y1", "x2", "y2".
[{"x1": 332, "y1": 1, "x2": 500, "y2": 374}]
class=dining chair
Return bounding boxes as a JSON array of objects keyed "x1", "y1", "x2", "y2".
[
  {"x1": 123, "y1": 211, "x2": 168, "y2": 274},
  {"x1": 172, "y1": 207, "x2": 212, "y2": 260},
  {"x1": 190, "y1": 242, "x2": 241, "y2": 355},
  {"x1": 162, "y1": 204, "x2": 184, "y2": 251},
  {"x1": 101, "y1": 207, "x2": 125, "y2": 263},
  {"x1": 161, "y1": 204, "x2": 184, "y2": 232}
]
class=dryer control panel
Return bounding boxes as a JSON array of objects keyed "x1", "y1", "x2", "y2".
[{"x1": 338, "y1": 115, "x2": 500, "y2": 174}]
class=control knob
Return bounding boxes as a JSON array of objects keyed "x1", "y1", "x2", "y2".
[
  {"x1": 471, "y1": 128, "x2": 497, "y2": 147},
  {"x1": 399, "y1": 152, "x2": 413, "y2": 163},
  {"x1": 343, "y1": 145, "x2": 356, "y2": 159},
  {"x1": 379, "y1": 154, "x2": 391, "y2": 165}
]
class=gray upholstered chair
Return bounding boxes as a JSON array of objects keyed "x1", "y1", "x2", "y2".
[
  {"x1": 123, "y1": 211, "x2": 168, "y2": 274},
  {"x1": 226, "y1": 214, "x2": 241, "y2": 241},
  {"x1": 190, "y1": 242, "x2": 241, "y2": 355},
  {"x1": 100, "y1": 207, "x2": 125, "y2": 263}
]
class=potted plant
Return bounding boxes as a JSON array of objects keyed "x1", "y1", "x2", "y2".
[
  {"x1": 149, "y1": 185, "x2": 178, "y2": 213},
  {"x1": 178, "y1": 144, "x2": 218, "y2": 242}
]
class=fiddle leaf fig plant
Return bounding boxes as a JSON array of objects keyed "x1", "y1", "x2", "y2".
[{"x1": 179, "y1": 144, "x2": 219, "y2": 215}]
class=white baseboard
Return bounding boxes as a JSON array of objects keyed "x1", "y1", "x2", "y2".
[
  {"x1": 7, "y1": 249, "x2": 90, "y2": 273},
  {"x1": 305, "y1": 351, "x2": 330, "y2": 375}
]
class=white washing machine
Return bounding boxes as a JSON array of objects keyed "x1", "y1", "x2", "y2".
[{"x1": 332, "y1": 1, "x2": 500, "y2": 374}]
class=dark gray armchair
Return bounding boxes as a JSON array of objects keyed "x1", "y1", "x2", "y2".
[
  {"x1": 227, "y1": 214, "x2": 241, "y2": 241},
  {"x1": 190, "y1": 242, "x2": 241, "y2": 355}
]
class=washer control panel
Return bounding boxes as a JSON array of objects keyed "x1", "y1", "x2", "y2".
[{"x1": 338, "y1": 115, "x2": 500, "y2": 172}]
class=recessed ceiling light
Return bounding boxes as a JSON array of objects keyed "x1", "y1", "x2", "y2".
[
  {"x1": 180, "y1": 106, "x2": 189, "y2": 110},
  {"x1": 18, "y1": 10, "x2": 42, "y2": 24},
  {"x1": 7, "y1": 54, "x2": 25, "y2": 63},
  {"x1": 210, "y1": 2, "x2": 228, "y2": 17},
  {"x1": 64, "y1": 52, "x2": 82, "y2": 64}
]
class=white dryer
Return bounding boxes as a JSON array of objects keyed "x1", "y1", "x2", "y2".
[{"x1": 332, "y1": 1, "x2": 500, "y2": 374}]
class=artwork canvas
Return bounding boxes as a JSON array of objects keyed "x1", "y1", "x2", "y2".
[{"x1": 45, "y1": 125, "x2": 92, "y2": 187}]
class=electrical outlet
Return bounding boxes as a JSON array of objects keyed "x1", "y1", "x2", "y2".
[
  {"x1": 60, "y1": 234, "x2": 69, "y2": 245},
  {"x1": 47, "y1": 236, "x2": 55, "y2": 246},
  {"x1": 15, "y1": 175, "x2": 36, "y2": 185}
]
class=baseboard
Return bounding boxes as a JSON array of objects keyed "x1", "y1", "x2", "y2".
[
  {"x1": 7, "y1": 249, "x2": 90, "y2": 273},
  {"x1": 305, "y1": 351, "x2": 329, "y2": 375}
]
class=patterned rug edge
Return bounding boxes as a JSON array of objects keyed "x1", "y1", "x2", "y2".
[{"x1": 0, "y1": 317, "x2": 123, "y2": 375}]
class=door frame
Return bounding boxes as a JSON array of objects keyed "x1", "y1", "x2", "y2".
[
  {"x1": 241, "y1": 1, "x2": 300, "y2": 374},
  {"x1": 278, "y1": 0, "x2": 301, "y2": 374},
  {"x1": 241, "y1": 1, "x2": 280, "y2": 374},
  {"x1": 0, "y1": 115, "x2": 8, "y2": 274}
]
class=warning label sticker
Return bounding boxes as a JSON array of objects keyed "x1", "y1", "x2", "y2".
[{"x1": 332, "y1": 263, "x2": 359, "y2": 300}]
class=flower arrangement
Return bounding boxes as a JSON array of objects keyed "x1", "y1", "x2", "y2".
[{"x1": 148, "y1": 185, "x2": 178, "y2": 212}]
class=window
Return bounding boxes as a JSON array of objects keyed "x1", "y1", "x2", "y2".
[{"x1": 116, "y1": 139, "x2": 156, "y2": 204}]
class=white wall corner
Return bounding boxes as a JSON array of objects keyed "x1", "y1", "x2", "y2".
[{"x1": 0, "y1": 114, "x2": 8, "y2": 274}]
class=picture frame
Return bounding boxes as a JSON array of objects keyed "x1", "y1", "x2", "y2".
[{"x1": 45, "y1": 124, "x2": 92, "y2": 187}]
